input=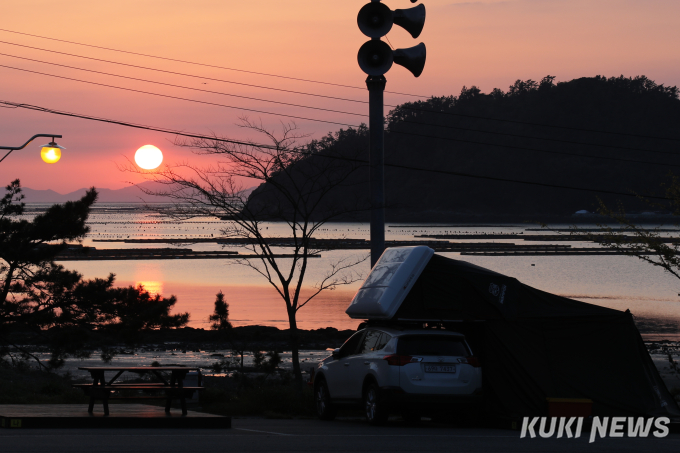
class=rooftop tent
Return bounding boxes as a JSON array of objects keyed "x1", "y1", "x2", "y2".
[{"x1": 347, "y1": 246, "x2": 680, "y2": 419}]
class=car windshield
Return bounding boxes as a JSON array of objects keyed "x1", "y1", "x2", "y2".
[
  {"x1": 338, "y1": 330, "x2": 365, "y2": 357},
  {"x1": 397, "y1": 335, "x2": 469, "y2": 357}
]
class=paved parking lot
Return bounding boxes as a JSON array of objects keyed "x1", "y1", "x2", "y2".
[{"x1": 2, "y1": 417, "x2": 679, "y2": 452}]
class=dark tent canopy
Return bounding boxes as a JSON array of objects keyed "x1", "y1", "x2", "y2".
[{"x1": 394, "y1": 254, "x2": 680, "y2": 419}]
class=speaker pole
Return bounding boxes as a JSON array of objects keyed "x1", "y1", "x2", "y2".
[{"x1": 367, "y1": 74, "x2": 386, "y2": 267}]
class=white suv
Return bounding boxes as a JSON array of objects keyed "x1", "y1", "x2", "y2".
[{"x1": 314, "y1": 326, "x2": 483, "y2": 424}]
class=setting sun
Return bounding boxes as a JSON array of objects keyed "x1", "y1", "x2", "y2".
[{"x1": 134, "y1": 145, "x2": 163, "y2": 170}]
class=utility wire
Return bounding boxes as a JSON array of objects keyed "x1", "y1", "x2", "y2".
[
  {"x1": 0, "y1": 52, "x2": 365, "y2": 118},
  {"x1": 0, "y1": 40, "x2": 367, "y2": 105},
  {"x1": 0, "y1": 64, "x2": 358, "y2": 128},
  {"x1": 347, "y1": 156, "x2": 672, "y2": 201},
  {"x1": 0, "y1": 99, "x2": 673, "y2": 201},
  {"x1": 1, "y1": 62, "x2": 678, "y2": 169},
  {"x1": 3, "y1": 37, "x2": 680, "y2": 143},
  {"x1": 0, "y1": 28, "x2": 427, "y2": 98},
  {"x1": 5, "y1": 50, "x2": 675, "y2": 160},
  {"x1": 388, "y1": 126, "x2": 680, "y2": 168},
  {"x1": 395, "y1": 124, "x2": 680, "y2": 160},
  {"x1": 394, "y1": 118, "x2": 680, "y2": 158},
  {"x1": 392, "y1": 104, "x2": 680, "y2": 143},
  {"x1": 6, "y1": 47, "x2": 680, "y2": 161},
  {"x1": 0, "y1": 100, "x2": 280, "y2": 150}
]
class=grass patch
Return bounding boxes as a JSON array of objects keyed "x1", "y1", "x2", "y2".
[
  {"x1": 0, "y1": 363, "x2": 88, "y2": 404},
  {"x1": 0, "y1": 362, "x2": 315, "y2": 417},
  {"x1": 199, "y1": 374, "x2": 315, "y2": 418}
]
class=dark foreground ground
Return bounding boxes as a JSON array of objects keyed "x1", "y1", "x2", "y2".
[{"x1": 2, "y1": 417, "x2": 679, "y2": 453}]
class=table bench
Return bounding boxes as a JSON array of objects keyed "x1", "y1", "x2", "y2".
[{"x1": 76, "y1": 366, "x2": 203, "y2": 416}]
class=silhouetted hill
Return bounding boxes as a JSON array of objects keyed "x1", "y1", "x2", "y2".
[
  {"x1": 247, "y1": 75, "x2": 680, "y2": 222},
  {"x1": 22, "y1": 181, "x2": 177, "y2": 203}
]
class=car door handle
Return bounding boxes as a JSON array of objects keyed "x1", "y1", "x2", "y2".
[
  {"x1": 363, "y1": 361, "x2": 370, "y2": 365},
  {"x1": 343, "y1": 363, "x2": 350, "y2": 366}
]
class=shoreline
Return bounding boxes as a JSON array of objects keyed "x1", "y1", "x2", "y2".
[
  {"x1": 19, "y1": 202, "x2": 680, "y2": 224},
  {"x1": 7, "y1": 323, "x2": 679, "y2": 355}
]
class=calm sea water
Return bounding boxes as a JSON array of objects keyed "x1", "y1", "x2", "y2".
[{"x1": 20, "y1": 204, "x2": 680, "y2": 332}]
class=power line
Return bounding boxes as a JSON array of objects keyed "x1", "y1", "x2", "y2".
[
  {"x1": 0, "y1": 48, "x2": 666, "y2": 154},
  {"x1": 376, "y1": 159, "x2": 671, "y2": 201},
  {"x1": 0, "y1": 100, "x2": 280, "y2": 150},
  {"x1": 0, "y1": 28, "x2": 427, "y2": 98},
  {"x1": 392, "y1": 103, "x2": 680, "y2": 143},
  {"x1": 388, "y1": 127, "x2": 680, "y2": 169},
  {"x1": 0, "y1": 52, "x2": 365, "y2": 118},
  {"x1": 1, "y1": 61, "x2": 678, "y2": 169},
  {"x1": 0, "y1": 40, "x2": 367, "y2": 105},
  {"x1": 3, "y1": 37, "x2": 679, "y2": 143},
  {"x1": 395, "y1": 118, "x2": 680, "y2": 158},
  {"x1": 5, "y1": 46, "x2": 675, "y2": 159},
  {"x1": 6, "y1": 50, "x2": 673, "y2": 160},
  {"x1": 1, "y1": 41, "x2": 678, "y2": 164},
  {"x1": 0, "y1": 64, "x2": 358, "y2": 128},
  {"x1": 0, "y1": 99, "x2": 672, "y2": 201}
]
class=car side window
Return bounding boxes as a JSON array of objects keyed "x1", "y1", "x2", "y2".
[
  {"x1": 360, "y1": 330, "x2": 382, "y2": 354},
  {"x1": 338, "y1": 330, "x2": 365, "y2": 358},
  {"x1": 375, "y1": 333, "x2": 391, "y2": 351}
]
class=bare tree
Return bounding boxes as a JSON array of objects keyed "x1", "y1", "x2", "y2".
[
  {"x1": 128, "y1": 119, "x2": 369, "y2": 384},
  {"x1": 566, "y1": 181, "x2": 680, "y2": 370},
  {"x1": 568, "y1": 177, "x2": 680, "y2": 281}
]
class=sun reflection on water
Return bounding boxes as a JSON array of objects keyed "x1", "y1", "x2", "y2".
[{"x1": 136, "y1": 281, "x2": 164, "y2": 296}]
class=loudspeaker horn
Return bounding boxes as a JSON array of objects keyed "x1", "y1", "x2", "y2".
[
  {"x1": 357, "y1": 2, "x2": 393, "y2": 38},
  {"x1": 358, "y1": 40, "x2": 394, "y2": 76},
  {"x1": 393, "y1": 43, "x2": 426, "y2": 77},
  {"x1": 393, "y1": 4, "x2": 426, "y2": 39}
]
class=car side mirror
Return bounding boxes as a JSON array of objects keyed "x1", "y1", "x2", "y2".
[{"x1": 331, "y1": 348, "x2": 341, "y2": 359}]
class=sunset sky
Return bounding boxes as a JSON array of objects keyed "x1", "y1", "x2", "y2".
[{"x1": 1, "y1": 0, "x2": 679, "y2": 192}]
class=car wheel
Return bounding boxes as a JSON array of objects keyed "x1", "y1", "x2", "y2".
[
  {"x1": 315, "y1": 379, "x2": 336, "y2": 420},
  {"x1": 364, "y1": 383, "x2": 389, "y2": 425}
]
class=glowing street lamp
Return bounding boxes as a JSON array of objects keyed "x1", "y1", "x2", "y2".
[
  {"x1": 39, "y1": 141, "x2": 66, "y2": 164},
  {"x1": 0, "y1": 134, "x2": 65, "y2": 164}
]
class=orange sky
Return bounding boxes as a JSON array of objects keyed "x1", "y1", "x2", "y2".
[{"x1": 1, "y1": 0, "x2": 679, "y2": 192}]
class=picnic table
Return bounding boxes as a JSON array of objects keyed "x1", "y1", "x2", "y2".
[{"x1": 75, "y1": 366, "x2": 203, "y2": 416}]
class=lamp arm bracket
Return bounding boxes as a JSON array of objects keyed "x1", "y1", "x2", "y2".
[
  {"x1": 0, "y1": 134, "x2": 63, "y2": 151},
  {"x1": 0, "y1": 134, "x2": 62, "y2": 163}
]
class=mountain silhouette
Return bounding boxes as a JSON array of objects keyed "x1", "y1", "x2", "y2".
[
  {"x1": 21, "y1": 181, "x2": 176, "y2": 203},
  {"x1": 246, "y1": 75, "x2": 680, "y2": 222}
]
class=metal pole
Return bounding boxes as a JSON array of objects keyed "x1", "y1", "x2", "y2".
[{"x1": 367, "y1": 75, "x2": 386, "y2": 267}]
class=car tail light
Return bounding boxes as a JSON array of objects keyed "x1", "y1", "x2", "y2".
[
  {"x1": 383, "y1": 354, "x2": 413, "y2": 366},
  {"x1": 465, "y1": 356, "x2": 482, "y2": 368}
]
